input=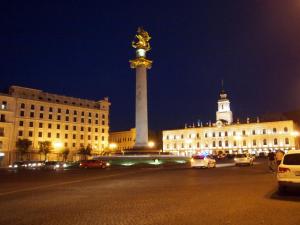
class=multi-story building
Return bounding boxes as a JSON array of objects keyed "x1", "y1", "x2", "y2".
[
  {"x1": 163, "y1": 89, "x2": 300, "y2": 156},
  {"x1": 109, "y1": 128, "x2": 136, "y2": 151},
  {"x1": 0, "y1": 86, "x2": 110, "y2": 166}
]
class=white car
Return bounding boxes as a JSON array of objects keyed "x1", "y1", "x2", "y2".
[
  {"x1": 234, "y1": 154, "x2": 254, "y2": 166},
  {"x1": 277, "y1": 150, "x2": 300, "y2": 192},
  {"x1": 190, "y1": 155, "x2": 216, "y2": 168}
]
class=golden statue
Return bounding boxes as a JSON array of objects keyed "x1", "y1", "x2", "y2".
[{"x1": 132, "y1": 27, "x2": 151, "y2": 51}]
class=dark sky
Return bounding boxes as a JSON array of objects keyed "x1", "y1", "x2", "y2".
[{"x1": 1, "y1": 1, "x2": 300, "y2": 131}]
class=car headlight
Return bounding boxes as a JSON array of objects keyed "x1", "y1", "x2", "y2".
[
  {"x1": 14, "y1": 165, "x2": 18, "y2": 168},
  {"x1": 63, "y1": 163, "x2": 67, "y2": 168},
  {"x1": 9, "y1": 165, "x2": 12, "y2": 168},
  {"x1": 37, "y1": 163, "x2": 42, "y2": 166},
  {"x1": 55, "y1": 164, "x2": 60, "y2": 168},
  {"x1": 106, "y1": 162, "x2": 110, "y2": 167}
]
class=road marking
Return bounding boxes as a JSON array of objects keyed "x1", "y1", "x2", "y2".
[{"x1": 0, "y1": 170, "x2": 142, "y2": 197}]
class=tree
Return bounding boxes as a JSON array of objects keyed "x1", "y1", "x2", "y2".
[
  {"x1": 16, "y1": 139, "x2": 32, "y2": 161},
  {"x1": 39, "y1": 141, "x2": 52, "y2": 161},
  {"x1": 78, "y1": 145, "x2": 92, "y2": 160},
  {"x1": 61, "y1": 148, "x2": 70, "y2": 162}
]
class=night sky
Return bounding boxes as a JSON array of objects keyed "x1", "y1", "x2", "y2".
[{"x1": 1, "y1": 1, "x2": 300, "y2": 131}]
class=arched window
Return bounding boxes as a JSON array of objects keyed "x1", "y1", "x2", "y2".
[
  {"x1": 219, "y1": 141, "x2": 222, "y2": 147},
  {"x1": 234, "y1": 141, "x2": 237, "y2": 146},
  {"x1": 273, "y1": 128, "x2": 277, "y2": 133},
  {"x1": 212, "y1": 141, "x2": 216, "y2": 147},
  {"x1": 212, "y1": 132, "x2": 215, "y2": 137},
  {"x1": 285, "y1": 138, "x2": 289, "y2": 145},
  {"x1": 284, "y1": 127, "x2": 288, "y2": 133},
  {"x1": 225, "y1": 140, "x2": 228, "y2": 147},
  {"x1": 274, "y1": 138, "x2": 278, "y2": 145},
  {"x1": 263, "y1": 139, "x2": 267, "y2": 145},
  {"x1": 253, "y1": 140, "x2": 256, "y2": 146},
  {"x1": 225, "y1": 131, "x2": 228, "y2": 136},
  {"x1": 20, "y1": 103, "x2": 25, "y2": 109}
]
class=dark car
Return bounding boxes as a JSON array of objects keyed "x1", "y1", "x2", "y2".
[
  {"x1": 8, "y1": 161, "x2": 28, "y2": 169},
  {"x1": 79, "y1": 160, "x2": 109, "y2": 169}
]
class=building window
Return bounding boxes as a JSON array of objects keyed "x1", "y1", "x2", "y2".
[
  {"x1": 102, "y1": 136, "x2": 105, "y2": 141},
  {"x1": 88, "y1": 119, "x2": 91, "y2": 124},
  {"x1": 285, "y1": 138, "x2": 289, "y2": 145},
  {"x1": 102, "y1": 114, "x2": 105, "y2": 119},
  {"x1": 58, "y1": 108, "x2": 61, "y2": 113},
  {"x1": 39, "y1": 123, "x2": 43, "y2": 128},
  {"x1": 212, "y1": 141, "x2": 216, "y2": 147},
  {"x1": 274, "y1": 138, "x2": 278, "y2": 145},
  {"x1": 38, "y1": 132, "x2": 42, "y2": 138},
  {"x1": 88, "y1": 135, "x2": 91, "y2": 140},
  {"x1": 30, "y1": 112, "x2": 34, "y2": 118},
  {"x1": 212, "y1": 132, "x2": 215, "y2": 137},
  {"x1": 253, "y1": 140, "x2": 256, "y2": 146},
  {"x1": 233, "y1": 131, "x2": 236, "y2": 136},
  {"x1": 39, "y1": 113, "x2": 43, "y2": 119},
  {"x1": 95, "y1": 128, "x2": 98, "y2": 132},
  {"x1": 252, "y1": 130, "x2": 256, "y2": 135},
  {"x1": 48, "y1": 123, "x2": 52, "y2": 129},
  {"x1": 73, "y1": 126, "x2": 76, "y2": 131},
  {"x1": 73, "y1": 117, "x2": 77, "y2": 122},
  {"x1": 197, "y1": 142, "x2": 200, "y2": 148},
  {"x1": 72, "y1": 143, "x2": 76, "y2": 147},
  {"x1": 95, "y1": 113, "x2": 98, "y2": 118},
  {"x1": 102, "y1": 120, "x2": 105, "y2": 125},
  {"x1": 20, "y1": 111, "x2": 25, "y2": 117},
  {"x1": 48, "y1": 133, "x2": 51, "y2": 138},
  {"x1": 81, "y1": 118, "x2": 84, "y2": 123},
  {"x1": 205, "y1": 133, "x2": 208, "y2": 138},
  {"x1": 20, "y1": 103, "x2": 25, "y2": 109},
  {"x1": 40, "y1": 106, "x2": 44, "y2": 111},
  {"x1": 88, "y1": 127, "x2": 91, "y2": 132},
  {"x1": 57, "y1": 124, "x2": 60, "y2": 129},
  {"x1": 219, "y1": 141, "x2": 222, "y2": 147},
  {"x1": 263, "y1": 139, "x2": 267, "y2": 145},
  {"x1": 56, "y1": 133, "x2": 60, "y2": 138},
  {"x1": 263, "y1": 129, "x2": 266, "y2": 135},
  {"x1": 65, "y1": 125, "x2": 69, "y2": 130},
  {"x1": 88, "y1": 112, "x2": 92, "y2": 117},
  {"x1": 243, "y1": 140, "x2": 246, "y2": 146},
  {"x1": 73, "y1": 134, "x2": 76, "y2": 139},
  {"x1": 19, "y1": 121, "x2": 24, "y2": 126},
  {"x1": 181, "y1": 134, "x2": 184, "y2": 139},
  {"x1": 66, "y1": 109, "x2": 69, "y2": 114},
  {"x1": 81, "y1": 127, "x2": 84, "y2": 132},
  {"x1": 0, "y1": 128, "x2": 4, "y2": 137},
  {"x1": 95, "y1": 136, "x2": 98, "y2": 141},
  {"x1": 18, "y1": 130, "x2": 23, "y2": 136},
  {"x1": 225, "y1": 131, "x2": 228, "y2": 137},
  {"x1": 29, "y1": 122, "x2": 33, "y2": 127},
  {"x1": 65, "y1": 134, "x2": 68, "y2": 139},
  {"x1": 57, "y1": 115, "x2": 61, "y2": 120},
  {"x1": 225, "y1": 140, "x2": 228, "y2": 147},
  {"x1": 49, "y1": 114, "x2": 53, "y2": 120},
  {"x1": 233, "y1": 140, "x2": 237, "y2": 147},
  {"x1": 273, "y1": 128, "x2": 277, "y2": 133},
  {"x1": 284, "y1": 127, "x2": 288, "y2": 133},
  {"x1": 181, "y1": 143, "x2": 184, "y2": 148},
  {"x1": 30, "y1": 105, "x2": 35, "y2": 110},
  {"x1": 74, "y1": 110, "x2": 77, "y2": 115},
  {"x1": 28, "y1": 131, "x2": 33, "y2": 137},
  {"x1": 242, "y1": 130, "x2": 246, "y2": 136}
]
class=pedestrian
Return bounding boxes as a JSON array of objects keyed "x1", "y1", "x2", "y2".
[
  {"x1": 267, "y1": 151, "x2": 276, "y2": 172},
  {"x1": 275, "y1": 150, "x2": 284, "y2": 166}
]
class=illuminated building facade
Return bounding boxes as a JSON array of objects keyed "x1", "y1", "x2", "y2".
[
  {"x1": 109, "y1": 128, "x2": 136, "y2": 151},
  {"x1": 0, "y1": 86, "x2": 110, "y2": 165},
  {"x1": 163, "y1": 89, "x2": 300, "y2": 156}
]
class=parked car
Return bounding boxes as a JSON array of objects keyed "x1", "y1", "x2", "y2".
[
  {"x1": 190, "y1": 155, "x2": 216, "y2": 168},
  {"x1": 234, "y1": 154, "x2": 254, "y2": 166},
  {"x1": 43, "y1": 161, "x2": 63, "y2": 170},
  {"x1": 26, "y1": 161, "x2": 45, "y2": 169},
  {"x1": 277, "y1": 150, "x2": 300, "y2": 193},
  {"x1": 79, "y1": 160, "x2": 109, "y2": 169},
  {"x1": 8, "y1": 161, "x2": 28, "y2": 169}
]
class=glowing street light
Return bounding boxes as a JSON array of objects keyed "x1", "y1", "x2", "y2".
[
  {"x1": 53, "y1": 141, "x2": 63, "y2": 149},
  {"x1": 148, "y1": 141, "x2": 155, "y2": 148}
]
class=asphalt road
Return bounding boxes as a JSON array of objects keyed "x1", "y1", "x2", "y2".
[{"x1": 0, "y1": 160, "x2": 300, "y2": 225}]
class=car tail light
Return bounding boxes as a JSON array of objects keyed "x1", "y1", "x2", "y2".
[{"x1": 278, "y1": 167, "x2": 290, "y2": 173}]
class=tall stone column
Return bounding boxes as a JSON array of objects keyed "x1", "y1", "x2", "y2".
[
  {"x1": 135, "y1": 66, "x2": 148, "y2": 147},
  {"x1": 129, "y1": 27, "x2": 153, "y2": 149}
]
